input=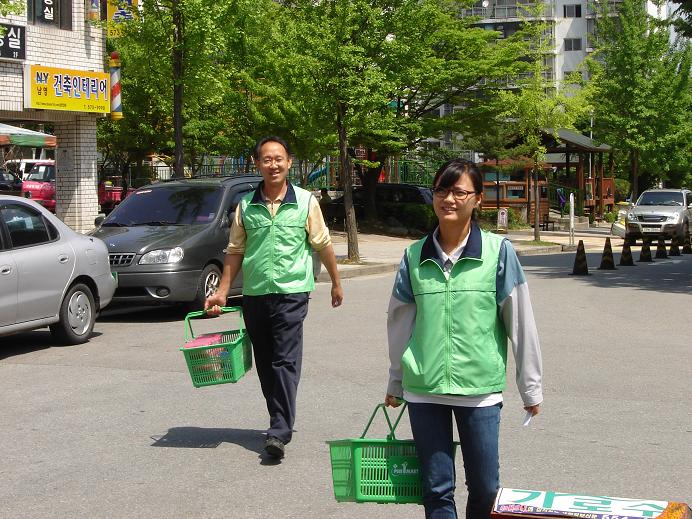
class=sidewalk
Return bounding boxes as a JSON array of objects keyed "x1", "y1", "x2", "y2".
[{"x1": 317, "y1": 228, "x2": 623, "y2": 282}]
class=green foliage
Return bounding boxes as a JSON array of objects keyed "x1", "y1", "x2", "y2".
[
  {"x1": 478, "y1": 207, "x2": 524, "y2": 230},
  {"x1": 0, "y1": 0, "x2": 23, "y2": 17},
  {"x1": 586, "y1": 0, "x2": 692, "y2": 196},
  {"x1": 613, "y1": 178, "x2": 631, "y2": 202},
  {"x1": 603, "y1": 211, "x2": 617, "y2": 224},
  {"x1": 98, "y1": 0, "x2": 282, "y2": 165}
]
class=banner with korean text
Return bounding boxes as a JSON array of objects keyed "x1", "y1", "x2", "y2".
[{"x1": 24, "y1": 64, "x2": 110, "y2": 113}]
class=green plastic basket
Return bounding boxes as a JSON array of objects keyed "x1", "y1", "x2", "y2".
[
  {"x1": 327, "y1": 403, "x2": 425, "y2": 504},
  {"x1": 180, "y1": 306, "x2": 252, "y2": 388}
]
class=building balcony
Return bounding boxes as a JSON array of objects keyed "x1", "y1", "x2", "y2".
[{"x1": 460, "y1": 3, "x2": 555, "y2": 20}]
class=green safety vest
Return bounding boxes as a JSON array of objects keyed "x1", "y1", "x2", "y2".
[
  {"x1": 402, "y1": 227, "x2": 508, "y2": 396},
  {"x1": 240, "y1": 182, "x2": 315, "y2": 296}
]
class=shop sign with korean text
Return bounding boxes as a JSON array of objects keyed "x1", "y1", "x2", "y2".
[
  {"x1": 24, "y1": 64, "x2": 110, "y2": 113},
  {"x1": 494, "y1": 488, "x2": 671, "y2": 519},
  {"x1": 35, "y1": 0, "x2": 58, "y2": 26},
  {"x1": 0, "y1": 24, "x2": 26, "y2": 61},
  {"x1": 107, "y1": 0, "x2": 138, "y2": 38}
]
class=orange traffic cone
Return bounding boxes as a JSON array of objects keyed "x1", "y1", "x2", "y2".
[
  {"x1": 639, "y1": 239, "x2": 653, "y2": 263},
  {"x1": 571, "y1": 240, "x2": 589, "y2": 275},
  {"x1": 598, "y1": 238, "x2": 616, "y2": 270},
  {"x1": 669, "y1": 237, "x2": 681, "y2": 256},
  {"x1": 655, "y1": 237, "x2": 668, "y2": 259},
  {"x1": 618, "y1": 240, "x2": 635, "y2": 266}
]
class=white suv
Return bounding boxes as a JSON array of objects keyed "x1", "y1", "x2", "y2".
[{"x1": 625, "y1": 189, "x2": 692, "y2": 242}]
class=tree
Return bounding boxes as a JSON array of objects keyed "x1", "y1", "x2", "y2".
[
  {"x1": 670, "y1": 0, "x2": 692, "y2": 37},
  {"x1": 99, "y1": 0, "x2": 282, "y2": 173},
  {"x1": 0, "y1": 0, "x2": 22, "y2": 17},
  {"x1": 278, "y1": 0, "x2": 536, "y2": 260},
  {"x1": 587, "y1": 0, "x2": 692, "y2": 198},
  {"x1": 497, "y1": 14, "x2": 588, "y2": 240}
]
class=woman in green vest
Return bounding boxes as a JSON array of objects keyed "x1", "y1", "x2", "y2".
[{"x1": 385, "y1": 158, "x2": 543, "y2": 519}]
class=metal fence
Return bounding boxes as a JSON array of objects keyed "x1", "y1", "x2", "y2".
[{"x1": 105, "y1": 156, "x2": 446, "y2": 191}]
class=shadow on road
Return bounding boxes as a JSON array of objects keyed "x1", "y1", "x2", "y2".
[
  {"x1": 99, "y1": 297, "x2": 243, "y2": 323},
  {"x1": 519, "y1": 251, "x2": 692, "y2": 294},
  {"x1": 0, "y1": 330, "x2": 104, "y2": 359},
  {"x1": 150, "y1": 426, "x2": 265, "y2": 453}
]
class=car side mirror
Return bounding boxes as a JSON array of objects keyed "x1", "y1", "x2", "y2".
[{"x1": 94, "y1": 215, "x2": 105, "y2": 227}]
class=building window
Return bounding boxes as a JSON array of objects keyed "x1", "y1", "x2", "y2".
[
  {"x1": 564, "y1": 4, "x2": 582, "y2": 17},
  {"x1": 564, "y1": 38, "x2": 582, "y2": 51},
  {"x1": 27, "y1": 0, "x2": 72, "y2": 30}
]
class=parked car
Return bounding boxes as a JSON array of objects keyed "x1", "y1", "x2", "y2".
[
  {"x1": 98, "y1": 176, "x2": 135, "y2": 214},
  {"x1": 0, "y1": 169, "x2": 22, "y2": 195},
  {"x1": 0, "y1": 196, "x2": 116, "y2": 344},
  {"x1": 90, "y1": 175, "x2": 322, "y2": 310},
  {"x1": 624, "y1": 189, "x2": 692, "y2": 242},
  {"x1": 4, "y1": 158, "x2": 53, "y2": 180},
  {"x1": 21, "y1": 161, "x2": 56, "y2": 212},
  {"x1": 321, "y1": 183, "x2": 433, "y2": 221}
]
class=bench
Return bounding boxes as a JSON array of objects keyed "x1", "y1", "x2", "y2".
[{"x1": 540, "y1": 214, "x2": 556, "y2": 231}]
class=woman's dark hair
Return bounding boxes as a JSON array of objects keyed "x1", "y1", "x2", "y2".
[
  {"x1": 432, "y1": 158, "x2": 483, "y2": 195},
  {"x1": 253, "y1": 136, "x2": 292, "y2": 160}
]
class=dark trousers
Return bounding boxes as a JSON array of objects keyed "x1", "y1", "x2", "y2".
[
  {"x1": 408, "y1": 402, "x2": 502, "y2": 519},
  {"x1": 242, "y1": 292, "x2": 309, "y2": 444}
]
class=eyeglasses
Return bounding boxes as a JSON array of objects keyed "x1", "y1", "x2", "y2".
[
  {"x1": 260, "y1": 157, "x2": 287, "y2": 166},
  {"x1": 432, "y1": 187, "x2": 477, "y2": 201}
]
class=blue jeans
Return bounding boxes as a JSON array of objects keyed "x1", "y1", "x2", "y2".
[{"x1": 408, "y1": 402, "x2": 502, "y2": 519}]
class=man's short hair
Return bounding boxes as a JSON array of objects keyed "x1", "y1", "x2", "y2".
[{"x1": 253, "y1": 136, "x2": 292, "y2": 160}]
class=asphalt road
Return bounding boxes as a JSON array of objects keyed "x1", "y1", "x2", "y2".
[{"x1": 1, "y1": 250, "x2": 691, "y2": 518}]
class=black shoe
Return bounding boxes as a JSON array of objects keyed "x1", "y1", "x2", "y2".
[{"x1": 265, "y1": 436, "x2": 285, "y2": 459}]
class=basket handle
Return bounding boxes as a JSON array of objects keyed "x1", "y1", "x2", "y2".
[
  {"x1": 184, "y1": 306, "x2": 243, "y2": 342},
  {"x1": 360, "y1": 403, "x2": 407, "y2": 441}
]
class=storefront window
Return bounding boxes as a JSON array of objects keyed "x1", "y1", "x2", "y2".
[{"x1": 27, "y1": 0, "x2": 72, "y2": 30}]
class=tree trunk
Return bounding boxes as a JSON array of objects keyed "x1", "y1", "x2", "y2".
[
  {"x1": 172, "y1": 0, "x2": 184, "y2": 179},
  {"x1": 337, "y1": 103, "x2": 359, "y2": 262},
  {"x1": 630, "y1": 150, "x2": 639, "y2": 201}
]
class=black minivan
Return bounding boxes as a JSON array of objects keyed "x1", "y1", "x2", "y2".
[{"x1": 91, "y1": 175, "x2": 321, "y2": 309}]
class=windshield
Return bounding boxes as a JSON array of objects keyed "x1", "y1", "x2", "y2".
[
  {"x1": 637, "y1": 191, "x2": 684, "y2": 206},
  {"x1": 102, "y1": 185, "x2": 223, "y2": 226},
  {"x1": 25, "y1": 165, "x2": 55, "y2": 182}
]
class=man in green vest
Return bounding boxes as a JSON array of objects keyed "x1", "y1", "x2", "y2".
[{"x1": 205, "y1": 136, "x2": 343, "y2": 460}]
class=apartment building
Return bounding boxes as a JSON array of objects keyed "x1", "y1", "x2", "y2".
[{"x1": 1, "y1": 0, "x2": 108, "y2": 232}]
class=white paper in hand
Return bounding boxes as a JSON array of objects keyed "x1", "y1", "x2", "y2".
[{"x1": 522, "y1": 410, "x2": 533, "y2": 427}]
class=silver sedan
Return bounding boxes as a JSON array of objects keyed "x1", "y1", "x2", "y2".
[{"x1": 0, "y1": 196, "x2": 116, "y2": 344}]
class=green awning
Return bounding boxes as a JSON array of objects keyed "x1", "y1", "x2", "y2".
[{"x1": 0, "y1": 123, "x2": 57, "y2": 148}]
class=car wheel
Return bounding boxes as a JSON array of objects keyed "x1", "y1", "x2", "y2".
[
  {"x1": 191, "y1": 264, "x2": 221, "y2": 311},
  {"x1": 49, "y1": 283, "x2": 96, "y2": 345}
]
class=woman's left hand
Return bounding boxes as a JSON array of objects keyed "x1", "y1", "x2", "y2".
[{"x1": 524, "y1": 404, "x2": 540, "y2": 416}]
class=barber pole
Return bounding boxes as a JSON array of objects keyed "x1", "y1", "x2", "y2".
[{"x1": 109, "y1": 51, "x2": 123, "y2": 120}]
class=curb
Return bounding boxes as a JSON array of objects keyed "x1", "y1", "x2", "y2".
[
  {"x1": 515, "y1": 245, "x2": 564, "y2": 256},
  {"x1": 316, "y1": 262, "x2": 398, "y2": 283}
]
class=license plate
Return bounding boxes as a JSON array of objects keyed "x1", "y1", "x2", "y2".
[
  {"x1": 111, "y1": 271, "x2": 118, "y2": 285},
  {"x1": 643, "y1": 226, "x2": 660, "y2": 233}
]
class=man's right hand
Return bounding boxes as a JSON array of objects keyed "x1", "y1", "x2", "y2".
[
  {"x1": 204, "y1": 291, "x2": 228, "y2": 316},
  {"x1": 384, "y1": 394, "x2": 402, "y2": 408}
]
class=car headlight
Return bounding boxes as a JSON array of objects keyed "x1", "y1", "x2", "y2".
[
  {"x1": 626, "y1": 212, "x2": 638, "y2": 222},
  {"x1": 667, "y1": 213, "x2": 680, "y2": 223},
  {"x1": 139, "y1": 247, "x2": 184, "y2": 264}
]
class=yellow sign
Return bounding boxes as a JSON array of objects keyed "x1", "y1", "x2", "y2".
[
  {"x1": 24, "y1": 65, "x2": 110, "y2": 114},
  {"x1": 107, "y1": 0, "x2": 138, "y2": 38}
]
